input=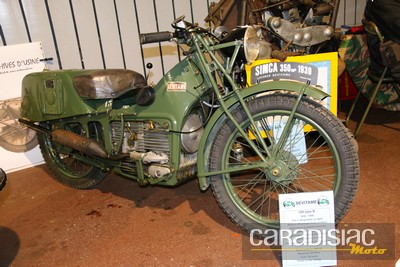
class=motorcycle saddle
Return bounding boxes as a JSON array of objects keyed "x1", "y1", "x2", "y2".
[{"x1": 73, "y1": 69, "x2": 147, "y2": 99}]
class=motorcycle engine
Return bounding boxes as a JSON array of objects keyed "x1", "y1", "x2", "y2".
[
  {"x1": 262, "y1": 0, "x2": 336, "y2": 51},
  {"x1": 110, "y1": 118, "x2": 200, "y2": 181}
]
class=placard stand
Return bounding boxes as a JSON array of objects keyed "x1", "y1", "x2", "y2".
[{"x1": 279, "y1": 191, "x2": 337, "y2": 267}]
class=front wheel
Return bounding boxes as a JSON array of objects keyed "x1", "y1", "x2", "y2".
[{"x1": 209, "y1": 94, "x2": 359, "y2": 233}]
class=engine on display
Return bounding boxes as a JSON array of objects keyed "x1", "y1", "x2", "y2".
[{"x1": 207, "y1": 0, "x2": 339, "y2": 55}]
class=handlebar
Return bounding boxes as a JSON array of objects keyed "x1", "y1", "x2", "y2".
[{"x1": 140, "y1": 31, "x2": 174, "y2": 44}]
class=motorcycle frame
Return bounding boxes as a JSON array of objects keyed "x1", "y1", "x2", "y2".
[
  {"x1": 185, "y1": 30, "x2": 329, "y2": 190},
  {"x1": 20, "y1": 27, "x2": 329, "y2": 189}
]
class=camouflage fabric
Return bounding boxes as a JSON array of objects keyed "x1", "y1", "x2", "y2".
[{"x1": 339, "y1": 34, "x2": 400, "y2": 111}]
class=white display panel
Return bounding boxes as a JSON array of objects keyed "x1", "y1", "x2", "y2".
[{"x1": 0, "y1": 42, "x2": 46, "y2": 172}]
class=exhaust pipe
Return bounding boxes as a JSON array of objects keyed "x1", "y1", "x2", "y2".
[
  {"x1": 19, "y1": 118, "x2": 108, "y2": 158},
  {"x1": 19, "y1": 118, "x2": 130, "y2": 160}
]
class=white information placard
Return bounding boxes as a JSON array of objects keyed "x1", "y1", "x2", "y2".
[
  {"x1": 0, "y1": 42, "x2": 46, "y2": 172},
  {"x1": 279, "y1": 191, "x2": 337, "y2": 267}
]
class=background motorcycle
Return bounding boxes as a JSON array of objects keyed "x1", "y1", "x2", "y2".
[
  {"x1": 19, "y1": 16, "x2": 359, "y2": 233},
  {"x1": 206, "y1": 0, "x2": 341, "y2": 55},
  {"x1": 205, "y1": 0, "x2": 344, "y2": 89}
]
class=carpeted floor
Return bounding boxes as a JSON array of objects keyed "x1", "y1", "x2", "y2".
[{"x1": 0, "y1": 99, "x2": 399, "y2": 267}]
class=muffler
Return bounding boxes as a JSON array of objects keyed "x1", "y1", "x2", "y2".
[
  {"x1": 19, "y1": 118, "x2": 107, "y2": 158},
  {"x1": 51, "y1": 129, "x2": 108, "y2": 158}
]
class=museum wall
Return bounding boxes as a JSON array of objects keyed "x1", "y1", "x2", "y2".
[
  {"x1": 0, "y1": 0, "x2": 210, "y2": 84},
  {"x1": 0, "y1": 0, "x2": 366, "y2": 84}
]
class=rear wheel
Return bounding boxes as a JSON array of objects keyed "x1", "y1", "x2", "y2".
[
  {"x1": 38, "y1": 122, "x2": 108, "y2": 189},
  {"x1": 209, "y1": 94, "x2": 359, "y2": 232}
]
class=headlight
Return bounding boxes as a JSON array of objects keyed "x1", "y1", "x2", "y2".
[{"x1": 244, "y1": 26, "x2": 272, "y2": 64}]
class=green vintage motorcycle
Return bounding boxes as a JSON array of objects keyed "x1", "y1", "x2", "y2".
[{"x1": 19, "y1": 16, "x2": 359, "y2": 233}]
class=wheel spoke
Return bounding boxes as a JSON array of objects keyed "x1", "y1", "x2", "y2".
[
  {"x1": 38, "y1": 122, "x2": 107, "y2": 189},
  {"x1": 209, "y1": 94, "x2": 358, "y2": 230}
]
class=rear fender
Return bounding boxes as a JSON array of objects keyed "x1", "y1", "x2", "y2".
[
  {"x1": 196, "y1": 80, "x2": 329, "y2": 191},
  {"x1": 20, "y1": 70, "x2": 109, "y2": 122}
]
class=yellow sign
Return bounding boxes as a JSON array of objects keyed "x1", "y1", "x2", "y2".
[{"x1": 246, "y1": 52, "x2": 338, "y2": 115}]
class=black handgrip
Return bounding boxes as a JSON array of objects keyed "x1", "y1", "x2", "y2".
[
  {"x1": 140, "y1": 31, "x2": 173, "y2": 44},
  {"x1": 40, "y1": 57, "x2": 54, "y2": 62}
]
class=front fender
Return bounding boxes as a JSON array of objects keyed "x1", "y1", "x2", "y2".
[{"x1": 196, "y1": 80, "x2": 329, "y2": 191}]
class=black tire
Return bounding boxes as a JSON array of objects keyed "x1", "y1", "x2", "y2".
[
  {"x1": 209, "y1": 94, "x2": 359, "y2": 233},
  {"x1": 0, "y1": 168, "x2": 6, "y2": 191},
  {"x1": 38, "y1": 122, "x2": 108, "y2": 189}
]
